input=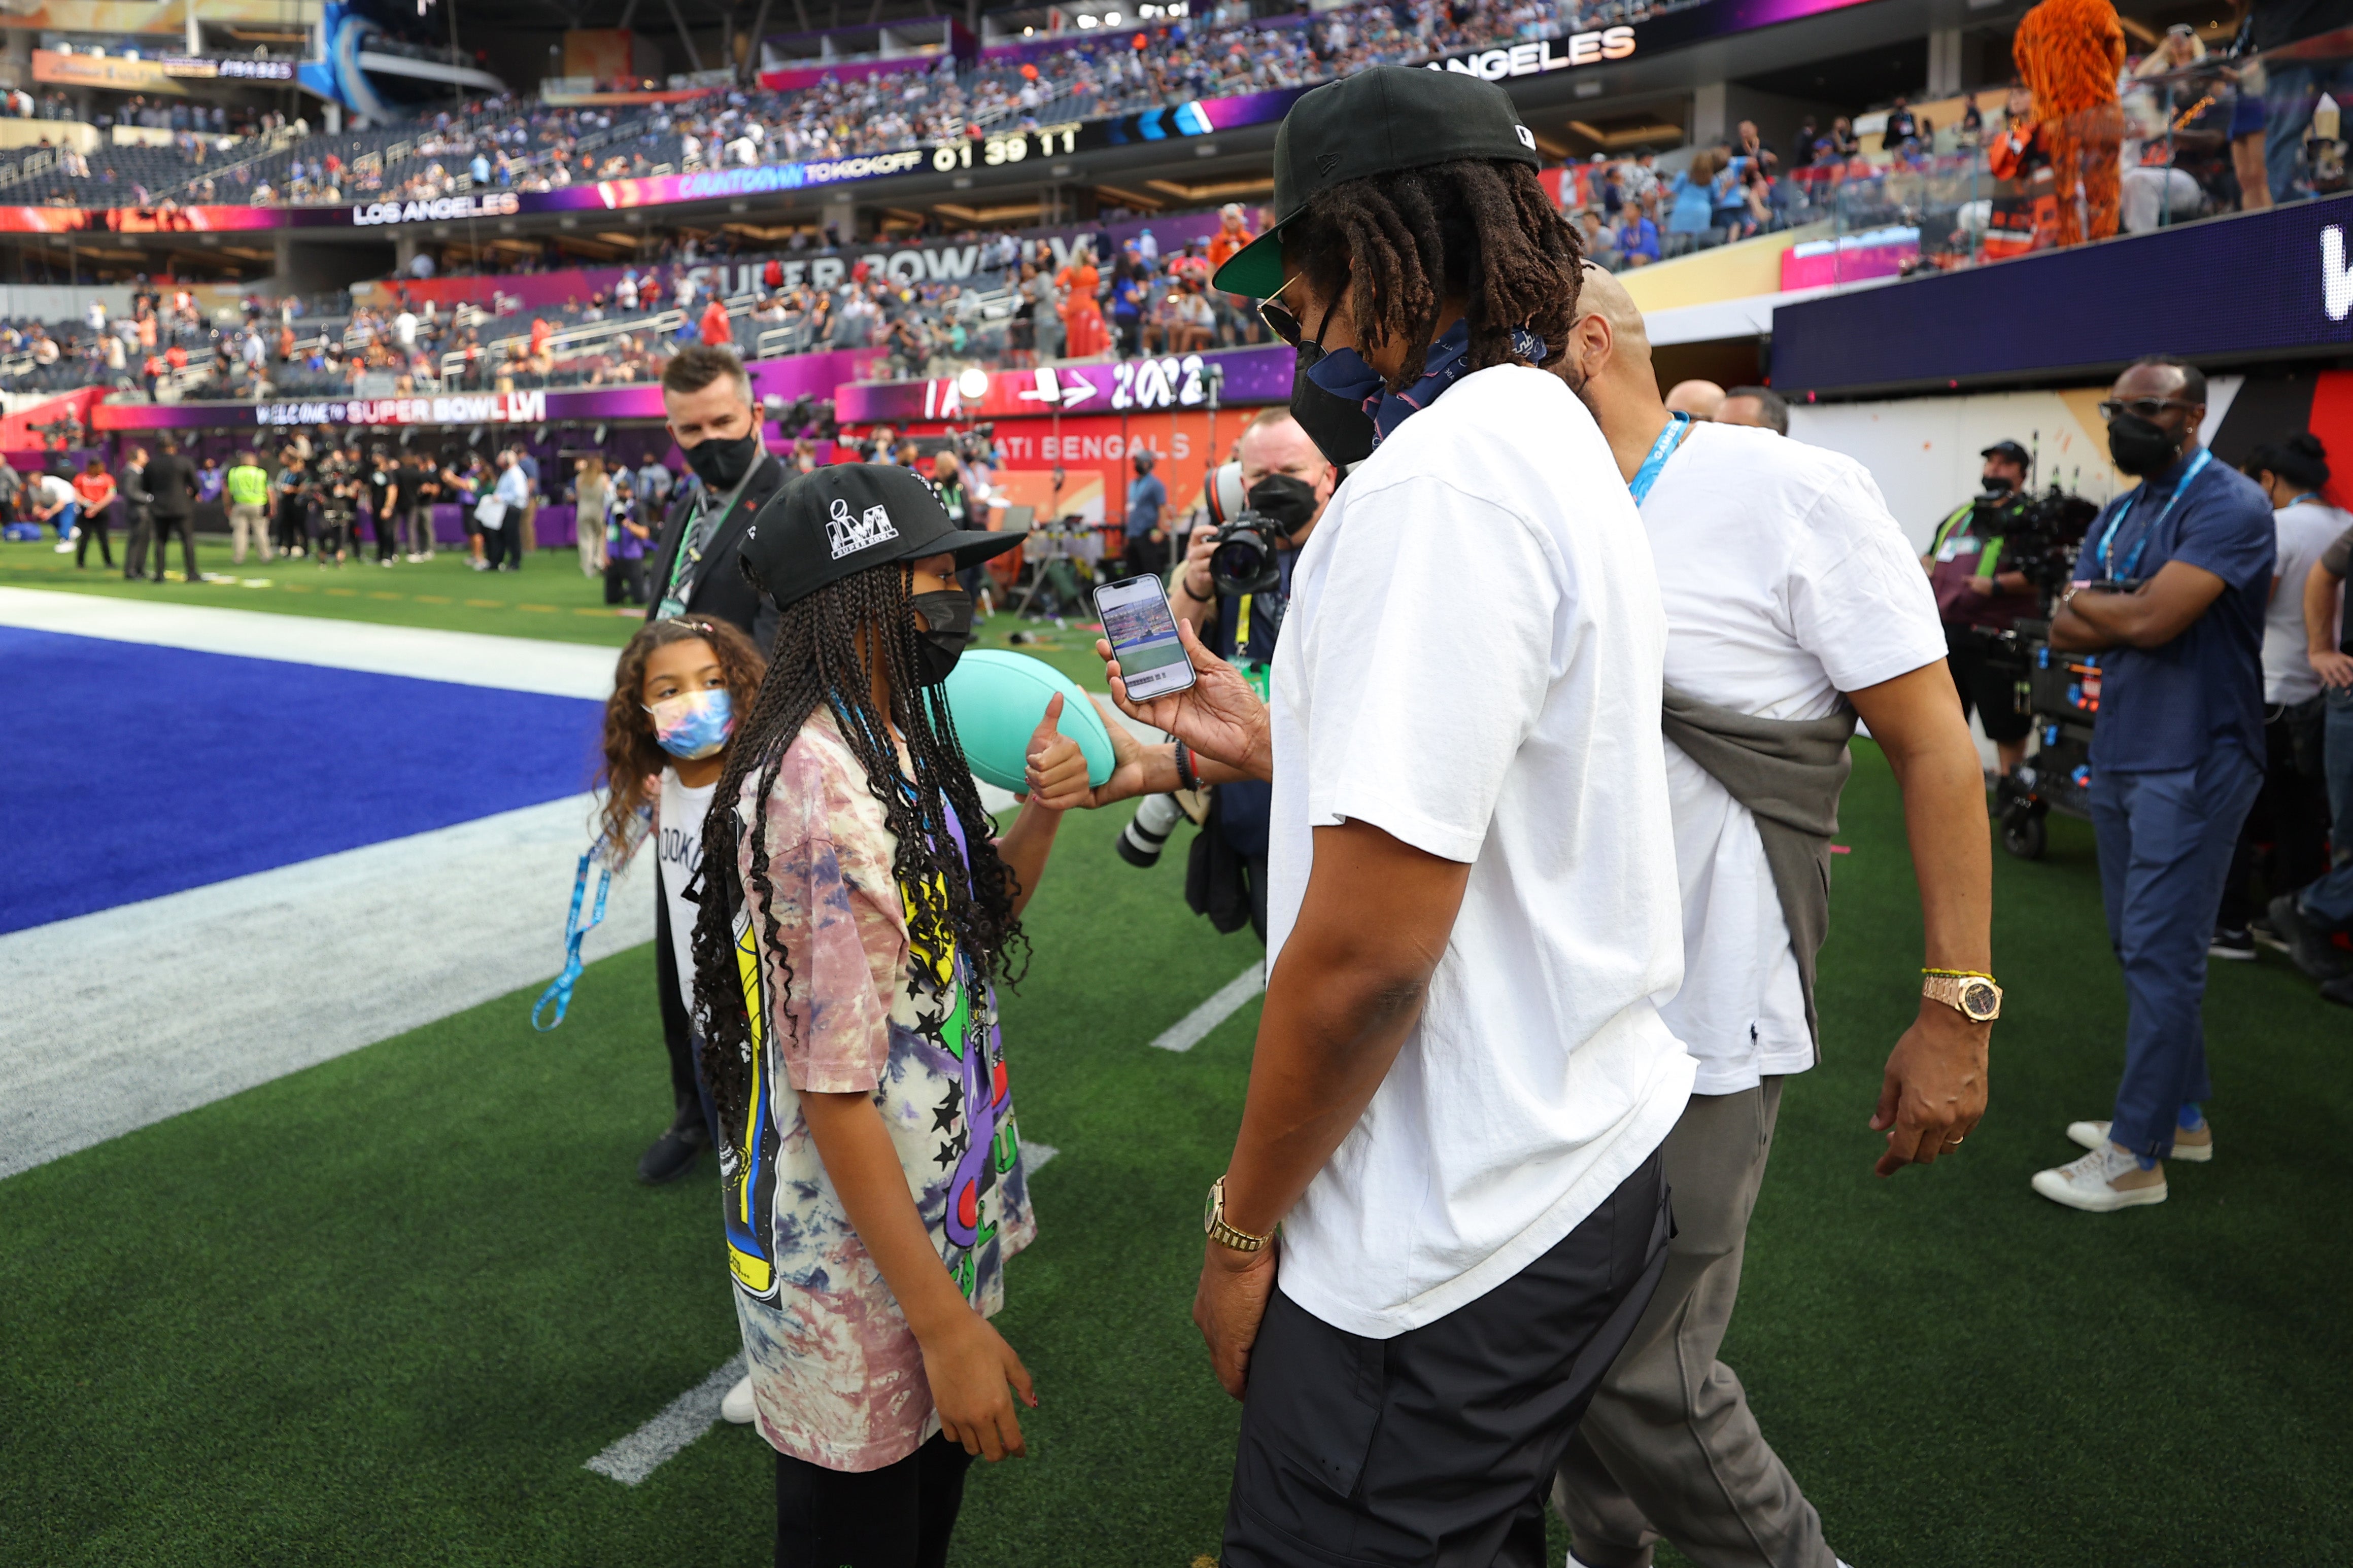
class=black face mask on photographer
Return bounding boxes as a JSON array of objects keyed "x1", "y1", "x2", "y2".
[
  {"x1": 2106, "y1": 412, "x2": 2184, "y2": 478},
  {"x1": 683, "y1": 426, "x2": 762, "y2": 493},
  {"x1": 1982, "y1": 474, "x2": 2015, "y2": 496},
  {"x1": 909, "y1": 586, "x2": 975, "y2": 687}
]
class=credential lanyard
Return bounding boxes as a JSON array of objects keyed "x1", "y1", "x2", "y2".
[
  {"x1": 2097, "y1": 447, "x2": 2212, "y2": 581},
  {"x1": 1627, "y1": 412, "x2": 1692, "y2": 507},
  {"x1": 532, "y1": 846, "x2": 613, "y2": 1032}
]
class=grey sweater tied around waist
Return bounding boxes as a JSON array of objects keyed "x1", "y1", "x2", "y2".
[{"x1": 1659, "y1": 684, "x2": 1858, "y2": 1054}]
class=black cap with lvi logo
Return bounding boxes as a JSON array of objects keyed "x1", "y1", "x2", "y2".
[
  {"x1": 1209, "y1": 64, "x2": 1541, "y2": 300},
  {"x1": 737, "y1": 463, "x2": 1024, "y2": 611}
]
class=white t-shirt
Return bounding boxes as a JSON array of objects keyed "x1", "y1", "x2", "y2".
[
  {"x1": 1266, "y1": 365, "x2": 1695, "y2": 1340},
  {"x1": 1637, "y1": 422, "x2": 1947, "y2": 1096},
  {"x1": 2262, "y1": 499, "x2": 2348, "y2": 705},
  {"x1": 657, "y1": 768, "x2": 718, "y2": 1021}
]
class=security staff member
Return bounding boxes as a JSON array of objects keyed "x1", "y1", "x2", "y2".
[
  {"x1": 1924, "y1": 439, "x2": 2039, "y2": 774},
  {"x1": 1167, "y1": 407, "x2": 1334, "y2": 938},
  {"x1": 636, "y1": 343, "x2": 788, "y2": 1186},
  {"x1": 2031, "y1": 356, "x2": 2274, "y2": 1214}
]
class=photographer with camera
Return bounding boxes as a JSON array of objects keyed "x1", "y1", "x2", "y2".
[
  {"x1": 1925, "y1": 440, "x2": 2042, "y2": 775},
  {"x1": 2033, "y1": 357, "x2": 2274, "y2": 1213},
  {"x1": 1144, "y1": 408, "x2": 1337, "y2": 938}
]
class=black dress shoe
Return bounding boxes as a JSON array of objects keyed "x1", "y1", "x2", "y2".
[{"x1": 637, "y1": 1115, "x2": 710, "y2": 1184}]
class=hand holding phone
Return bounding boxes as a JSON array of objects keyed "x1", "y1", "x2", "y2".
[{"x1": 1091, "y1": 574, "x2": 1198, "y2": 700}]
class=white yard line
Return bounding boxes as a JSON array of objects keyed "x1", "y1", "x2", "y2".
[
  {"x1": 584, "y1": 1355, "x2": 747, "y2": 1486},
  {"x1": 0, "y1": 794, "x2": 653, "y2": 1179},
  {"x1": 1149, "y1": 963, "x2": 1265, "y2": 1053},
  {"x1": 0, "y1": 584, "x2": 621, "y2": 697}
]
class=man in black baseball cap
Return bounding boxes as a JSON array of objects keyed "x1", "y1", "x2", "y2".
[
  {"x1": 738, "y1": 460, "x2": 1021, "y2": 614},
  {"x1": 1169, "y1": 64, "x2": 1700, "y2": 1568},
  {"x1": 1924, "y1": 437, "x2": 2040, "y2": 772}
]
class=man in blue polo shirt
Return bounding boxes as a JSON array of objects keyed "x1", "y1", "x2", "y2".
[{"x1": 2032, "y1": 356, "x2": 2274, "y2": 1213}]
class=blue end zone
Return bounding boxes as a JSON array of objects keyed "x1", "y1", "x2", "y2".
[{"x1": 1, "y1": 628, "x2": 605, "y2": 933}]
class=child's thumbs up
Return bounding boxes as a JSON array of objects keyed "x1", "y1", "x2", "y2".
[{"x1": 1024, "y1": 693, "x2": 1089, "y2": 810}]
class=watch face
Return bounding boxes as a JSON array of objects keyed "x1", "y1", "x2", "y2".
[
  {"x1": 1204, "y1": 1180, "x2": 1220, "y2": 1236},
  {"x1": 1963, "y1": 981, "x2": 1999, "y2": 1018}
]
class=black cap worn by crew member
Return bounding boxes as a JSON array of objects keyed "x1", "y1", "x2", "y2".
[
  {"x1": 1982, "y1": 440, "x2": 2032, "y2": 468},
  {"x1": 737, "y1": 462, "x2": 1025, "y2": 610},
  {"x1": 1210, "y1": 65, "x2": 1541, "y2": 300}
]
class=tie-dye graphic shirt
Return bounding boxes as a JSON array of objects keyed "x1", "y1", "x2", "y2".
[{"x1": 722, "y1": 707, "x2": 1035, "y2": 1473}]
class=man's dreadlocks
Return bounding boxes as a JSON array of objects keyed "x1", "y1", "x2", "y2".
[
  {"x1": 1283, "y1": 158, "x2": 1585, "y2": 393},
  {"x1": 688, "y1": 562, "x2": 1027, "y2": 1136}
]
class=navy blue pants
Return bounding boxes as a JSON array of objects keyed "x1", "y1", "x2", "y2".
[{"x1": 2088, "y1": 744, "x2": 2262, "y2": 1157}]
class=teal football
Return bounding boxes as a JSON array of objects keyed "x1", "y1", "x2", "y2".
[{"x1": 941, "y1": 650, "x2": 1115, "y2": 793}]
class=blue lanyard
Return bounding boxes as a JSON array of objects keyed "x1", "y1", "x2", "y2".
[
  {"x1": 2096, "y1": 448, "x2": 2211, "y2": 580},
  {"x1": 1628, "y1": 412, "x2": 1692, "y2": 506},
  {"x1": 2287, "y1": 491, "x2": 2322, "y2": 508},
  {"x1": 532, "y1": 844, "x2": 615, "y2": 1032}
]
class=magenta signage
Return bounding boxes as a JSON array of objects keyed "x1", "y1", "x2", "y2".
[{"x1": 833, "y1": 344, "x2": 1293, "y2": 425}]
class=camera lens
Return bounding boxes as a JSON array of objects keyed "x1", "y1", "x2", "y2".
[
  {"x1": 1210, "y1": 517, "x2": 1281, "y2": 596},
  {"x1": 1116, "y1": 793, "x2": 1187, "y2": 868}
]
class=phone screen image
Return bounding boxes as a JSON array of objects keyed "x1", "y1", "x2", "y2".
[{"x1": 1093, "y1": 574, "x2": 1198, "y2": 700}]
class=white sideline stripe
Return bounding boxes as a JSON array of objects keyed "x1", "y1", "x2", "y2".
[
  {"x1": 0, "y1": 584, "x2": 621, "y2": 698},
  {"x1": 590, "y1": 1138, "x2": 1063, "y2": 1486},
  {"x1": 585, "y1": 1355, "x2": 747, "y2": 1486},
  {"x1": 1149, "y1": 964, "x2": 1264, "y2": 1053},
  {"x1": 0, "y1": 794, "x2": 654, "y2": 1179}
]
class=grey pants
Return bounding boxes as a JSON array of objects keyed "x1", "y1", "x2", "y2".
[{"x1": 1552, "y1": 1079, "x2": 1832, "y2": 1568}]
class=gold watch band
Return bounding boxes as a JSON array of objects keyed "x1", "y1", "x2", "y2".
[
  {"x1": 1204, "y1": 1175, "x2": 1271, "y2": 1252},
  {"x1": 1922, "y1": 972, "x2": 2003, "y2": 1022}
]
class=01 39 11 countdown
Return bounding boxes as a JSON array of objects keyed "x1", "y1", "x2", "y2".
[{"x1": 932, "y1": 123, "x2": 1084, "y2": 172}]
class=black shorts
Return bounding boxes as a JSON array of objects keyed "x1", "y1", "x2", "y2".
[
  {"x1": 1947, "y1": 631, "x2": 2032, "y2": 744},
  {"x1": 1221, "y1": 1149, "x2": 1670, "y2": 1568}
]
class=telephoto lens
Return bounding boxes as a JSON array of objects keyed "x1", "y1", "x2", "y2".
[{"x1": 1116, "y1": 793, "x2": 1187, "y2": 868}]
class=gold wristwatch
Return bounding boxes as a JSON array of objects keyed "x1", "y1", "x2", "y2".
[
  {"x1": 1204, "y1": 1175, "x2": 1271, "y2": 1253},
  {"x1": 1922, "y1": 970, "x2": 2003, "y2": 1022}
]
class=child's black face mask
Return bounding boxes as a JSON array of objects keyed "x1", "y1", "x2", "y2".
[{"x1": 909, "y1": 587, "x2": 974, "y2": 687}]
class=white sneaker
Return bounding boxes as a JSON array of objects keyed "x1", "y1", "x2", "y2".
[
  {"x1": 2032, "y1": 1141, "x2": 2167, "y2": 1211},
  {"x1": 52, "y1": 539, "x2": 73, "y2": 552},
  {"x1": 720, "y1": 1373, "x2": 756, "y2": 1425},
  {"x1": 2067, "y1": 1119, "x2": 2212, "y2": 1163}
]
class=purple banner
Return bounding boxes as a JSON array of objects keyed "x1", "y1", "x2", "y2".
[{"x1": 832, "y1": 343, "x2": 1292, "y2": 426}]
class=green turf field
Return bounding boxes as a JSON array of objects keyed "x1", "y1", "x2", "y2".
[
  {"x1": 3, "y1": 739, "x2": 2348, "y2": 1556},
  {"x1": 0, "y1": 536, "x2": 1114, "y2": 682}
]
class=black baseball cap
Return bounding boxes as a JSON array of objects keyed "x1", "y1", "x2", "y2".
[
  {"x1": 1210, "y1": 65, "x2": 1540, "y2": 299},
  {"x1": 1981, "y1": 440, "x2": 2031, "y2": 467},
  {"x1": 738, "y1": 463, "x2": 1022, "y2": 610}
]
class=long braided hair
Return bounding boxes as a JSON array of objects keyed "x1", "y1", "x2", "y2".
[
  {"x1": 688, "y1": 561, "x2": 1027, "y2": 1136},
  {"x1": 1283, "y1": 158, "x2": 1586, "y2": 393}
]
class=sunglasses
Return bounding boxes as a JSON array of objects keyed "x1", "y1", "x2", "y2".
[
  {"x1": 2098, "y1": 396, "x2": 2197, "y2": 421},
  {"x1": 1257, "y1": 274, "x2": 1312, "y2": 349}
]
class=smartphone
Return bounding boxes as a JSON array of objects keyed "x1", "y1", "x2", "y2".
[{"x1": 1092, "y1": 573, "x2": 1198, "y2": 700}]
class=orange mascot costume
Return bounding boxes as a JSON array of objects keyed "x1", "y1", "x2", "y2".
[{"x1": 2012, "y1": 0, "x2": 2127, "y2": 245}]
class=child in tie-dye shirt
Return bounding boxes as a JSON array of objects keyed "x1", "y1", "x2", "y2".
[{"x1": 686, "y1": 464, "x2": 1089, "y2": 1568}]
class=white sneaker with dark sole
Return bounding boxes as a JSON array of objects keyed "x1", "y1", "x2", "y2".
[
  {"x1": 2032, "y1": 1142, "x2": 2167, "y2": 1211},
  {"x1": 720, "y1": 1374, "x2": 756, "y2": 1425},
  {"x1": 2068, "y1": 1119, "x2": 2211, "y2": 1162}
]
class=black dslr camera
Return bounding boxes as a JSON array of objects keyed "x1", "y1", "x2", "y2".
[{"x1": 1201, "y1": 460, "x2": 1320, "y2": 597}]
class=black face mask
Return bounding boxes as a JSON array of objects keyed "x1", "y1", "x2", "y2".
[
  {"x1": 683, "y1": 429, "x2": 761, "y2": 493},
  {"x1": 1982, "y1": 474, "x2": 2015, "y2": 495},
  {"x1": 1247, "y1": 473, "x2": 1321, "y2": 537},
  {"x1": 2107, "y1": 412, "x2": 2181, "y2": 478},
  {"x1": 1288, "y1": 338, "x2": 1377, "y2": 469},
  {"x1": 909, "y1": 587, "x2": 975, "y2": 687}
]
